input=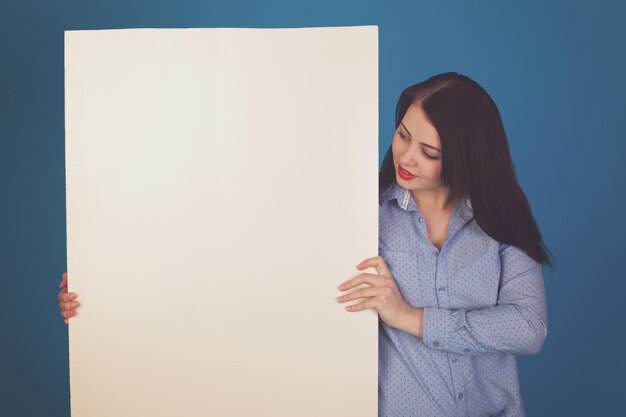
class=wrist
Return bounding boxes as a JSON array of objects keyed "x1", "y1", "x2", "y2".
[{"x1": 400, "y1": 306, "x2": 424, "y2": 338}]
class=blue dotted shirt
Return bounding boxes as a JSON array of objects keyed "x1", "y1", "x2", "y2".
[{"x1": 378, "y1": 181, "x2": 548, "y2": 417}]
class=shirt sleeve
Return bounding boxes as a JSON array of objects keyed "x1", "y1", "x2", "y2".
[{"x1": 421, "y1": 244, "x2": 548, "y2": 356}]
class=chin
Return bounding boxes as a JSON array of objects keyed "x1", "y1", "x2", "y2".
[{"x1": 396, "y1": 173, "x2": 417, "y2": 182}]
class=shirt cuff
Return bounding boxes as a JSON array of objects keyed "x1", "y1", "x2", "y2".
[{"x1": 422, "y1": 307, "x2": 453, "y2": 351}]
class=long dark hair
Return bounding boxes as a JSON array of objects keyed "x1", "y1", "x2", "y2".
[{"x1": 380, "y1": 72, "x2": 555, "y2": 268}]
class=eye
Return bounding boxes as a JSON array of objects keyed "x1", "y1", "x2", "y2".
[
  {"x1": 398, "y1": 131, "x2": 409, "y2": 141},
  {"x1": 422, "y1": 149, "x2": 439, "y2": 160}
]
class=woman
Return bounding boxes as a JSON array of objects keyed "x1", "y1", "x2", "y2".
[
  {"x1": 59, "y1": 72, "x2": 552, "y2": 417},
  {"x1": 336, "y1": 72, "x2": 552, "y2": 417}
]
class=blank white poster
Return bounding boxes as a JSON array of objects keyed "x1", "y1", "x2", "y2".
[{"x1": 64, "y1": 26, "x2": 378, "y2": 417}]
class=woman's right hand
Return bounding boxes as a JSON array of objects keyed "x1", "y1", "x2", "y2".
[{"x1": 58, "y1": 272, "x2": 80, "y2": 325}]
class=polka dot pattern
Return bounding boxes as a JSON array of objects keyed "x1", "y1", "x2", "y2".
[{"x1": 378, "y1": 181, "x2": 548, "y2": 417}]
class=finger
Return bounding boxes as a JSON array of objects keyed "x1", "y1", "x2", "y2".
[
  {"x1": 64, "y1": 318, "x2": 68, "y2": 325},
  {"x1": 60, "y1": 272, "x2": 67, "y2": 288},
  {"x1": 345, "y1": 296, "x2": 378, "y2": 312},
  {"x1": 60, "y1": 300, "x2": 80, "y2": 311},
  {"x1": 57, "y1": 287, "x2": 68, "y2": 301},
  {"x1": 336, "y1": 286, "x2": 380, "y2": 303},
  {"x1": 338, "y1": 272, "x2": 386, "y2": 291},
  {"x1": 60, "y1": 292, "x2": 78, "y2": 302},
  {"x1": 57, "y1": 290, "x2": 71, "y2": 301},
  {"x1": 61, "y1": 309, "x2": 76, "y2": 318},
  {"x1": 356, "y1": 256, "x2": 391, "y2": 276},
  {"x1": 64, "y1": 301, "x2": 80, "y2": 311}
]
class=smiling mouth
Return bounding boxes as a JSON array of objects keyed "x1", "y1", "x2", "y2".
[{"x1": 398, "y1": 165, "x2": 416, "y2": 177}]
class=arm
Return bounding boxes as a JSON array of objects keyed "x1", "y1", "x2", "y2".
[{"x1": 402, "y1": 244, "x2": 548, "y2": 356}]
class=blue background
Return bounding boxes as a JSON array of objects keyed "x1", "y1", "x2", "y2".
[{"x1": 1, "y1": 1, "x2": 624, "y2": 416}]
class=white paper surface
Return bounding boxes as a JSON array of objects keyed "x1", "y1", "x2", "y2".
[{"x1": 64, "y1": 26, "x2": 378, "y2": 417}]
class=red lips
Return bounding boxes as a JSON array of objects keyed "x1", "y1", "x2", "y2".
[{"x1": 397, "y1": 164, "x2": 416, "y2": 179}]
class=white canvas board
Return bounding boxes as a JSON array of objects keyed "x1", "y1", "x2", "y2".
[{"x1": 64, "y1": 26, "x2": 378, "y2": 417}]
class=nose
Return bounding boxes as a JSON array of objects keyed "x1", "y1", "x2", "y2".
[{"x1": 398, "y1": 148, "x2": 418, "y2": 169}]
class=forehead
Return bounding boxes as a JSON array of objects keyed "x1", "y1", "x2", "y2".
[{"x1": 400, "y1": 104, "x2": 441, "y2": 148}]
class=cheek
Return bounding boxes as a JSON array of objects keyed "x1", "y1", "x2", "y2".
[
  {"x1": 391, "y1": 140, "x2": 401, "y2": 161},
  {"x1": 391, "y1": 137, "x2": 399, "y2": 152},
  {"x1": 420, "y1": 161, "x2": 442, "y2": 179},
  {"x1": 391, "y1": 137, "x2": 412, "y2": 159}
]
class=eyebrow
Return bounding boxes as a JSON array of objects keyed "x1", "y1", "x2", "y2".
[{"x1": 400, "y1": 122, "x2": 442, "y2": 153}]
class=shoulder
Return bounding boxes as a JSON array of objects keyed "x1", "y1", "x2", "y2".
[
  {"x1": 498, "y1": 242, "x2": 541, "y2": 278},
  {"x1": 499, "y1": 242, "x2": 512, "y2": 255}
]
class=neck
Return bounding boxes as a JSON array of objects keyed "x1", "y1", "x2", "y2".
[{"x1": 410, "y1": 189, "x2": 460, "y2": 214}]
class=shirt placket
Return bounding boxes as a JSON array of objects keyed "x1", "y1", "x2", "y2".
[{"x1": 401, "y1": 189, "x2": 468, "y2": 409}]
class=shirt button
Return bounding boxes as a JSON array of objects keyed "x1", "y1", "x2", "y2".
[
  {"x1": 463, "y1": 348, "x2": 469, "y2": 353},
  {"x1": 433, "y1": 341, "x2": 440, "y2": 347},
  {"x1": 458, "y1": 393, "x2": 463, "y2": 399},
  {"x1": 418, "y1": 217, "x2": 423, "y2": 223},
  {"x1": 438, "y1": 286, "x2": 446, "y2": 291},
  {"x1": 452, "y1": 357, "x2": 458, "y2": 363}
]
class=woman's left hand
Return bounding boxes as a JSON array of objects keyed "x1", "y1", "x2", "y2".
[{"x1": 336, "y1": 256, "x2": 415, "y2": 330}]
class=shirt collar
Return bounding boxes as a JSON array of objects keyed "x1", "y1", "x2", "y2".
[{"x1": 380, "y1": 181, "x2": 474, "y2": 225}]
